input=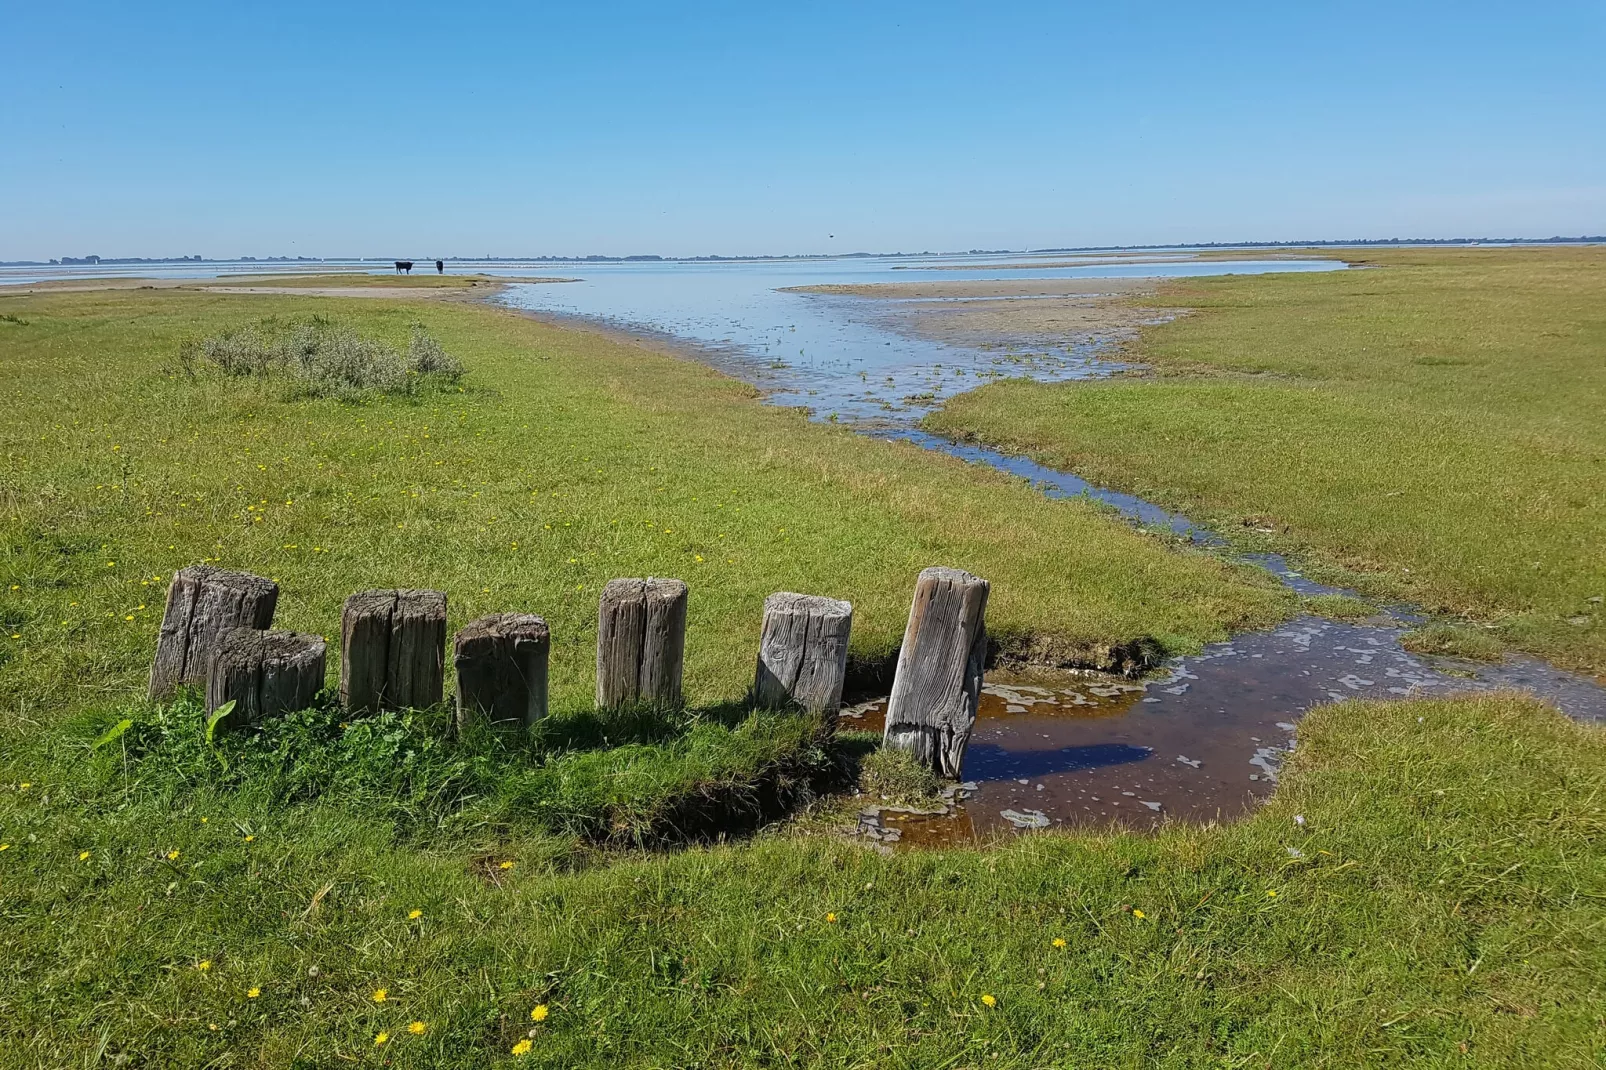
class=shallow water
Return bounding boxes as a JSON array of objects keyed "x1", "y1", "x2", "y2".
[
  {"x1": 494, "y1": 254, "x2": 1342, "y2": 424},
  {"x1": 505, "y1": 254, "x2": 1606, "y2": 839},
  {"x1": 848, "y1": 615, "x2": 1606, "y2": 846}
]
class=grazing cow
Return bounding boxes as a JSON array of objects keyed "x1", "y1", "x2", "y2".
[{"x1": 395, "y1": 260, "x2": 414, "y2": 274}]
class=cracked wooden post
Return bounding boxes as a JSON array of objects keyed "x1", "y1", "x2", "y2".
[
  {"x1": 882, "y1": 566, "x2": 990, "y2": 778},
  {"x1": 753, "y1": 593, "x2": 853, "y2": 726},
  {"x1": 148, "y1": 565, "x2": 278, "y2": 699},
  {"x1": 339, "y1": 590, "x2": 447, "y2": 711},
  {"x1": 205, "y1": 628, "x2": 326, "y2": 728},
  {"x1": 454, "y1": 613, "x2": 550, "y2": 731},
  {"x1": 596, "y1": 578, "x2": 688, "y2": 708}
]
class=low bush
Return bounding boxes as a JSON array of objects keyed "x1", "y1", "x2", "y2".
[{"x1": 177, "y1": 317, "x2": 463, "y2": 399}]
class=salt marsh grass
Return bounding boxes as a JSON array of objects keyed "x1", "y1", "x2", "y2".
[{"x1": 930, "y1": 246, "x2": 1606, "y2": 672}]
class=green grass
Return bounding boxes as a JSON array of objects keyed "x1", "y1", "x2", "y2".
[
  {"x1": 5, "y1": 693, "x2": 1605, "y2": 1065},
  {"x1": 2, "y1": 286, "x2": 1604, "y2": 1065},
  {"x1": 0, "y1": 287, "x2": 1287, "y2": 720},
  {"x1": 926, "y1": 246, "x2": 1606, "y2": 672}
]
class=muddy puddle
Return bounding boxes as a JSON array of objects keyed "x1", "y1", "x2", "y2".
[{"x1": 845, "y1": 614, "x2": 1606, "y2": 847}]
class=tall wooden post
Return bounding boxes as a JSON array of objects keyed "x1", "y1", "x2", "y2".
[
  {"x1": 149, "y1": 566, "x2": 278, "y2": 699},
  {"x1": 596, "y1": 578, "x2": 688, "y2": 708},
  {"x1": 339, "y1": 589, "x2": 447, "y2": 711},
  {"x1": 454, "y1": 613, "x2": 550, "y2": 730},
  {"x1": 206, "y1": 628, "x2": 326, "y2": 728},
  {"x1": 753, "y1": 593, "x2": 853, "y2": 723},
  {"x1": 882, "y1": 567, "x2": 990, "y2": 778}
]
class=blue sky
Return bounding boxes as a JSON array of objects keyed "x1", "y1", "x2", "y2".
[{"x1": 4, "y1": 1, "x2": 1603, "y2": 259}]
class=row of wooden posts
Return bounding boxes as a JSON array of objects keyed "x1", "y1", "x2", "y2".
[{"x1": 145, "y1": 563, "x2": 991, "y2": 776}]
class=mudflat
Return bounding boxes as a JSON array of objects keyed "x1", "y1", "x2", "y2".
[{"x1": 787, "y1": 276, "x2": 1163, "y2": 348}]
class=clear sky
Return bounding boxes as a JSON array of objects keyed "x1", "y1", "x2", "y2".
[{"x1": 4, "y1": 1, "x2": 1603, "y2": 260}]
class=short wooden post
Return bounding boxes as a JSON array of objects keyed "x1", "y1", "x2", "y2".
[
  {"x1": 149, "y1": 565, "x2": 278, "y2": 699},
  {"x1": 754, "y1": 593, "x2": 853, "y2": 723},
  {"x1": 206, "y1": 628, "x2": 326, "y2": 728},
  {"x1": 882, "y1": 566, "x2": 990, "y2": 778},
  {"x1": 596, "y1": 578, "x2": 688, "y2": 707},
  {"x1": 339, "y1": 589, "x2": 447, "y2": 711},
  {"x1": 454, "y1": 613, "x2": 550, "y2": 730}
]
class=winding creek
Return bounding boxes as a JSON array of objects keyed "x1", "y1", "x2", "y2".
[
  {"x1": 13, "y1": 253, "x2": 1602, "y2": 842},
  {"x1": 492, "y1": 253, "x2": 1606, "y2": 843}
]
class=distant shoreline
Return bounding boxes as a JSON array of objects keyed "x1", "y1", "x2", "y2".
[{"x1": 5, "y1": 236, "x2": 1603, "y2": 269}]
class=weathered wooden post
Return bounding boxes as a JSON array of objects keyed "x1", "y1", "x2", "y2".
[
  {"x1": 206, "y1": 628, "x2": 327, "y2": 728},
  {"x1": 596, "y1": 578, "x2": 688, "y2": 707},
  {"x1": 753, "y1": 593, "x2": 853, "y2": 724},
  {"x1": 339, "y1": 589, "x2": 447, "y2": 711},
  {"x1": 882, "y1": 566, "x2": 990, "y2": 778},
  {"x1": 149, "y1": 565, "x2": 278, "y2": 699},
  {"x1": 454, "y1": 613, "x2": 550, "y2": 730}
]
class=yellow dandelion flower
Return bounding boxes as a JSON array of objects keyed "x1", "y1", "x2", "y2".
[
  {"x1": 531, "y1": 1004, "x2": 549, "y2": 1022},
  {"x1": 19, "y1": 782, "x2": 30, "y2": 790},
  {"x1": 243, "y1": 834, "x2": 255, "y2": 842},
  {"x1": 78, "y1": 850, "x2": 91, "y2": 861},
  {"x1": 196, "y1": 960, "x2": 211, "y2": 971},
  {"x1": 167, "y1": 849, "x2": 180, "y2": 861},
  {"x1": 0, "y1": 844, "x2": 9, "y2": 851},
  {"x1": 1052, "y1": 937, "x2": 1067, "y2": 949},
  {"x1": 372, "y1": 988, "x2": 388, "y2": 1003},
  {"x1": 374, "y1": 1031, "x2": 389, "y2": 1046},
  {"x1": 409, "y1": 909, "x2": 423, "y2": 920},
  {"x1": 407, "y1": 1020, "x2": 426, "y2": 1035},
  {"x1": 1132, "y1": 909, "x2": 1146, "y2": 920},
  {"x1": 825, "y1": 912, "x2": 837, "y2": 923},
  {"x1": 512, "y1": 1038, "x2": 533, "y2": 1056},
  {"x1": 499, "y1": 860, "x2": 514, "y2": 871},
  {"x1": 1266, "y1": 889, "x2": 1278, "y2": 898},
  {"x1": 981, "y1": 993, "x2": 997, "y2": 1007},
  {"x1": 247, "y1": 986, "x2": 260, "y2": 998}
]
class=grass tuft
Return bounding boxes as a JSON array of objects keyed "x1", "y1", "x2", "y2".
[{"x1": 1402, "y1": 621, "x2": 1506, "y2": 661}]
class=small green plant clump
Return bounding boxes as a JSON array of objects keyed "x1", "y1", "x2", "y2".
[
  {"x1": 858, "y1": 743, "x2": 944, "y2": 808},
  {"x1": 178, "y1": 317, "x2": 464, "y2": 399},
  {"x1": 1402, "y1": 621, "x2": 1506, "y2": 661}
]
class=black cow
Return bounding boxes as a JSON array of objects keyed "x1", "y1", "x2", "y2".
[{"x1": 394, "y1": 260, "x2": 414, "y2": 274}]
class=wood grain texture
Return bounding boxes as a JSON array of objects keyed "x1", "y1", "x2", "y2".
[
  {"x1": 882, "y1": 566, "x2": 990, "y2": 778},
  {"x1": 454, "y1": 613, "x2": 550, "y2": 730},
  {"x1": 339, "y1": 589, "x2": 446, "y2": 711},
  {"x1": 754, "y1": 592, "x2": 853, "y2": 722},
  {"x1": 205, "y1": 627, "x2": 326, "y2": 728},
  {"x1": 148, "y1": 566, "x2": 278, "y2": 699},
  {"x1": 596, "y1": 577, "x2": 688, "y2": 707}
]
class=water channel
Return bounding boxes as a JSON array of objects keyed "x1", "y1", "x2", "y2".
[
  {"x1": 13, "y1": 252, "x2": 1602, "y2": 842},
  {"x1": 487, "y1": 253, "x2": 1606, "y2": 844}
]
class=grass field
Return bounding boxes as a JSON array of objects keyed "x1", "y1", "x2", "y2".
[
  {"x1": 927, "y1": 246, "x2": 1606, "y2": 673},
  {"x1": 3, "y1": 284, "x2": 1604, "y2": 1066},
  {"x1": 0, "y1": 287, "x2": 1287, "y2": 717},
  {"x1": 5, "y1": 690, "x2": 1604, "y2": 1065}
]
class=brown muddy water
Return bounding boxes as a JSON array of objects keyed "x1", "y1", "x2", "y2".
[{"x1": 846, "y1": 614, "x2": 1606, "y2": 847}]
